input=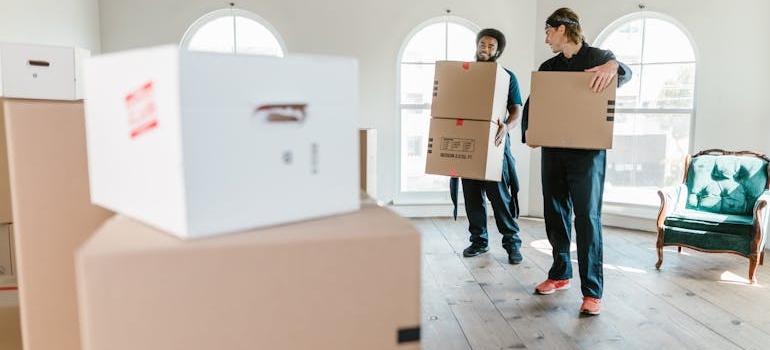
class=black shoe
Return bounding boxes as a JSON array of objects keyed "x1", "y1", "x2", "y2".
[
  {"x1": 507, "y1": 248, "x2": 523, "y2": 264},
  {"x1": 463, "y1": 243, "x2": 489, "y2": 257}
]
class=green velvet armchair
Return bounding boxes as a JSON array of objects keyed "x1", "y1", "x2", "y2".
[{"x1": 655, "y1": 149, "x2": 770, "y2": 284}]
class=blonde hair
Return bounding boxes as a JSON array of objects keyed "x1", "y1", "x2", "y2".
[{"x1": 547, "y1": 7, "x2": 584, "y2": 44}]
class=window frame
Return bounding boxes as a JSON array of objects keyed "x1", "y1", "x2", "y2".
[
  {"x1": 595, "y1": 11, "x2": 698, "y2": 208},
  {"x1": 394, "y1": 16, "x2": 479, "y2": 205},
  {"x1": 179, "y1": 8, "x2": 287, "y2": 56}
]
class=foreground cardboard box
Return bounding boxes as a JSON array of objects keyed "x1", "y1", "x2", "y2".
[
  {"x1": 76, "y1": 204, "x2": 421, "y2": 350},
  {"x1": 0, "y1": 43, "x2": 89, "y2": 100},
  {"x1": 425, "y1": 117, "x2": 503, "y2": 181},
  {"x1": 359, "y1": 128, "x2": 377, "y2": 199},
  {"x1": 4, "y1": 99, "x2": 113, "y2": 350},
  {"x1": 84, "y1": 45, "x2": 360, "y2": 239},
  {"x1": 430, "y1": 61, "x2": 509, "y2": 123},
  {"x1": 0, "y1": 224, "x2": 12, "y2": 277},
  {"x1": 0, "y1": 99, "x2": 11, "y2": 223},
  {"x1": 526, "y1": 71, "x2": 616, "y2": 149}
]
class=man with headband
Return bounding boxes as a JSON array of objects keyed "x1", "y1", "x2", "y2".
[
  {"x1": 521, "y1": 7, "x2": 632, "y2": 315},
  {"x1": 450, "y1": 28, "x2": 524, "y2": 265}
]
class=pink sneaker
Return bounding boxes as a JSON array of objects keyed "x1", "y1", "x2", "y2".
[
  {"x1": 534, "y1": 279, "x2": 570, "y2": 295},
  {"x1": 580, "y1": 297, "x2": 601, "y2": 315}
]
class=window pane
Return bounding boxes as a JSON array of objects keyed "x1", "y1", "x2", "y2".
[
  {"x1": 234, "y1": 16, "x2": 283, "y2": 56},
  {"x1": 616, "y1": 64, "x2": 642, "y2": 108},
  {"x1": 642, "y1": 18, "x2": 695, "y2": 63},
  {"x1": 605, "y1": 112, "x2": 691, "y2": 205},
  {"x1": 446, "y1": 23, "x2": 477, "y2": 61},
  {"x1": 601, "y1": 19, "x2": 643, "y2": 64},
  {"x1": 400, "y1": 19, "x2": 476, "y2": 196},
  {"x1": 188, "y1": 17, "x2": 235, "y2": 53},
  {"x1": 401, "y1": 23, "x2": 447, "y2": 63},
  {"x1": 639, "y1": 63, "x2": 695, "y2": 109},
  {"x1": 400, "y1": 108, "x2": 449, "y2": 192},
  {"x1": 400, "y1": 63, "x2": 435, "y2": 105}
]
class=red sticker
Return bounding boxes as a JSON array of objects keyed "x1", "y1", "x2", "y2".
[
  {"x1": 125, "y1": 81, "x2": 159, "y2": 139},
  {"x1": 462, "y1": 62, "x2": 470, "y2": 70},
  {"x1": 448, "y1": 169, "x2": 458, "y2": 177},
  {"x1": 456, "y1": 119, "x2": 464, "y2": 126}
]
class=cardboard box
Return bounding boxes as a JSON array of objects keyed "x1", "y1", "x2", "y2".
[
  {"x1": 430, "y1": 61, "x2": 510, "y2": 122},
  {"x1": 3, "y1": 99, "x2": 113, "y2": 350},
  {"x1": 425, "y1": 117, "x2": 503, "y2": 181},
  {"x1": 0, "y1": 99, "x2": 12, "y2": 223},
  {"x1": 0, "y1": 43, "x2": 89, "y2": 100},
  {"x1": 359, "y1": 128, "x2": 377, "y2": 199},
  {"x1": 83, "y1": 45, "x2": 360, "y2": 239},
  {"x1": 526, "y1": 71, "x2": 617, "y2": 149},
  {"x1": 75, "y1": 204, "x2": 421, "y2": 350},
  {"x1": 0, "y1": 224, "x2": 11, "y2": 277}
]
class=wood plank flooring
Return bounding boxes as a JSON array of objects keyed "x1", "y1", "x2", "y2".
[{"x1": 416, "y1": 216, "x2": 770, "y2": 350}]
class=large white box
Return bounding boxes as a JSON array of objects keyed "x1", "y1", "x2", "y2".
[
  {"x1": 83, "y1": 45, "x2": 360, "y2": 239},
  {"x1": 0, "y1": 43, "x2": 89, "y2": 100}
]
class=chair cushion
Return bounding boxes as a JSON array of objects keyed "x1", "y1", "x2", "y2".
[
  {"x1": 685, "y1": 155, "x2": 768, "y2": 215},
  {"x1": 662, "y1": 226, "x2": 751, "y2": 256},
  {"x1": 664, "y1": 209, "x2": 754, "y2": 237}
]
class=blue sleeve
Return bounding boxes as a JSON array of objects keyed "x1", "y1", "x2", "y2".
[{"x1": 505, "y1": 69, "x2": 523, "y2": 107}]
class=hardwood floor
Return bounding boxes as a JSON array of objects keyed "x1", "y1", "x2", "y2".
[{"x1": 415, "y1": 216, "x2": 770, "y2": 350}]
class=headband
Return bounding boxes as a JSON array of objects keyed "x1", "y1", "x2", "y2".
[{"x1": 545, "y1": 17, "x2": 579, "y2": 29}]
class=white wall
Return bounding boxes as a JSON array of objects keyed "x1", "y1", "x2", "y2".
[
  {"x1": 0, "y1": 0, "x2": 100, "y2": 52},
  {"x1": 97, "y1": 0, "x2": 538, "y2": 211},
  {"x1": 0, "y1": 0, "x2": 765, "y2": 227}
]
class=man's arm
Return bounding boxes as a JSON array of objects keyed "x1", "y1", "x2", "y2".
[{"x1": 495, "y1": 103, "x2": 520, "y2": 146}]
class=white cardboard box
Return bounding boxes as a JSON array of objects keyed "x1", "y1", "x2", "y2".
[
  {"x1": 0, "y1": 43, "x2": 89, "y2": 100},
  {"x1": 83, "y1": 45, "x2": 360, "y2": 239}
]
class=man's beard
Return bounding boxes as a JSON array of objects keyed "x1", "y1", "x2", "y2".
[{"x1": 476, "y1": 54, "x2": 497, "y2": 62}]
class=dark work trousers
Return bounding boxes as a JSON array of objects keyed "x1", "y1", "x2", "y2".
[
  {"x1": 461, "y1": 136, "x2": 521, "y2": 252},
  {"x1": 541, "y1": 147, "x2": 606, "y2": 299}
]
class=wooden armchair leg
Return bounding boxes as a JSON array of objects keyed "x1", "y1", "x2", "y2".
[
  {"x1": 749, "y1": 256, "x2": 759, "y2": 285},
  {"x1": 655, "y1": 245, "x2": 663, "y2": 269}
]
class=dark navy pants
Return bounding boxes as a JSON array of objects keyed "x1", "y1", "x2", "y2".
[
  {"x1": 461, "y1": 136, "x2": 521, "y2": 251},
  {"x1": 541, "y1": 148, "x2": 605, "y2": 299}
]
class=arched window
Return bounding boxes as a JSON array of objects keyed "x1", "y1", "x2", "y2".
[
  {"x1": 180, "y1": 8, "x2": 285, "y2": 56},
  {"x1": 596, "y1": 13, "x2": 696, "y2": 206},
  {"x1": 397, "y1": 17, "x2": 478, "y2": 202}
]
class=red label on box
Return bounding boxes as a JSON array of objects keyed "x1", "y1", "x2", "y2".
[
  {"x1": 125, "y1": 81, "x2": 159, "y2": 139},
  {"x1": 455, "y1": 119, "x2": 464, "y2": 126},
  {"x1": 462, "y1": 62, "x2": 470, "y2": 70}
]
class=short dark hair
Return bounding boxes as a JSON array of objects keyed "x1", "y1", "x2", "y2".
[{"x1": 476, "y1": 28, "x2": 506, "y2": 57}]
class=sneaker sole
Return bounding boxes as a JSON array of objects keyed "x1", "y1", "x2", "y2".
[
  {"x1": 462, "y1": 248, "x2": 489, "y2": 257},
  {"x1": 535, "y1": 284, "x2": 570, "y2": 295},
  {"x1": 581, "y1": 308, "x2": 600, "y2": 315}
]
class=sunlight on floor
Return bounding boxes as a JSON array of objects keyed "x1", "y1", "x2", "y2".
[
  {"x1": 718, "y1": 271, "x2": 761, "y2": 286},
  {"x1": 529, "y1": 239, "x2": 648, "y2": 274}
]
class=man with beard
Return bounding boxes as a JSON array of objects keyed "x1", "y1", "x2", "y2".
[{"x1": 450, "y1": 28, "x2": 524, "y2": 265}]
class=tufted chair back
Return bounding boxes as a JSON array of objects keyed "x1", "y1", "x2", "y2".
[{"x1": 685, "y1": 152, "x2": 770, "y2": 216}]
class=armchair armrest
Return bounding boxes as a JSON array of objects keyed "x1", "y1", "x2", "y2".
[
  {"x1": 753, "y1": 190, "x2": 770, "y2": 250},
  {"x1": 657, "y1": 184, "x2": 687, "y2": 230}
]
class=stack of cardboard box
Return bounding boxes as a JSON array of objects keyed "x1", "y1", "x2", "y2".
[
  {"x1": 0, "y1": 42, "x2": 114, "y2": 350},
  {"x1": 0, "y1": 43, "x2": 422, "y2": 350},
  {"x1": 74, "y1": 45, "x2": 421, "y2": 349},
  {"x1": 424, "y1": 61, "x2": 511, "y2": 181}
]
